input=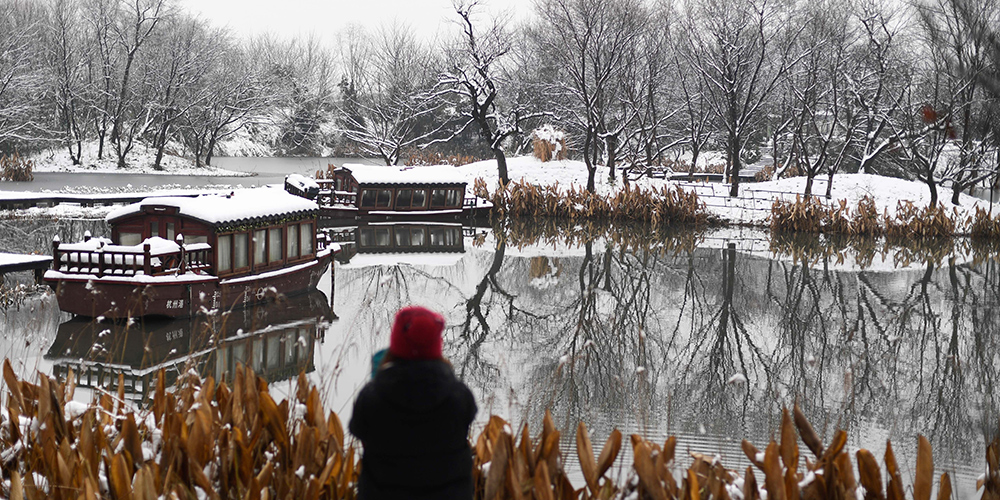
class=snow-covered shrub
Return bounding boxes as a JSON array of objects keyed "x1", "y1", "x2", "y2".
[{"x1": 531, "y1": 125, "x2": 567, "y2": 162}]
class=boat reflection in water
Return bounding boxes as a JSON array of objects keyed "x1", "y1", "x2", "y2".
[
  {"x1": 327, "y1": 221, "x2": 477, "y2": 267},
  {"x1": 45, "y1": 290, "x2": 333, "y2": 401}
]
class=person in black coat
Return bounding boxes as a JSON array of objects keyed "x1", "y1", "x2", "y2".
[{"x1": 349, "y1": 306, "x2": 478, "y2": 500}]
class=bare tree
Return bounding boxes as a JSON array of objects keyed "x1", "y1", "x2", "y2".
[
  {"x1": 787, "y1": 0, "x2": 856, "y2": 198},
  {"x1": 0, "y1": 0, "x2": 49, "y2": 148},
  {"x1": 259, "y1": 34, "x2": 336, "y2": 156},
  {"x1": 919, "y1": 0, "x2": 1000, "y2": 204},
  {"x1": 180, "y1": 40, "x2": 272, "y2": 167},
  {"x1": 431, "y1": 1, "x2": 547, "y2": 185},
  {"x1": 146, "y1": 16, "x2": 219, "y2": 170},
  {"x1": 683, "y1": 0, "x2": 802, "y2": 197},
  {"x1": 45, "y1": 0, "x2": 89, "y2": 164},
  {"x1": 849, "y1": 1, "x2": 911, "y2": 176},
  {"x1": 108, "y1": 0, "x2": 171, "y2": 169},
  {"x1": 337, "y1": 22, "x2": 445, "y2": 165},
  {"x1": 533, "y1": 0, "x2": 647, "y2": 192}
]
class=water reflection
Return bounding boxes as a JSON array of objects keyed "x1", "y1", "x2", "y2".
[
  {"x1": 323, "y1": 220, "x2": 999, "y2": 495},
  {"x1": 46, "y1": 290, "x2": 332, "y2": 401}
]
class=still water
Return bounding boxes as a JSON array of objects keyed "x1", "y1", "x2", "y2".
[
  {"x1": 0, "y1": 157, "x2": 381, "y2": 192},
  {"x1": 1, "y1": 219, "x2": 997, "y2": 495}
]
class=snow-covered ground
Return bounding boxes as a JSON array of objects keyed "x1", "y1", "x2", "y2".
[{"x1": 30, "y1": 142, "x2": 252, "y2": 177}]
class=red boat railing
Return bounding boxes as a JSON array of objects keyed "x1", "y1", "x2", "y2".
[{"x1": 51, "y1": 238, "x2": 213, "y2": 278}]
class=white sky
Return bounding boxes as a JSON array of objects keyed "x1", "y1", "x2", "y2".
[{"x1": 176, "y1": 0, "x2": 533, "y2": 45}]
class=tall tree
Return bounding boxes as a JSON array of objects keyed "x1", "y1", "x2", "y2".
[
  {"x1": 431, "y1": 1, "x2": 546, "y2": 185},
  {"x1": 533, "y1": 0, "x2": 647, "y2": 192},
  {"x1": 683, "y1": 0, "x2": 802, "y2": 197},
  {"x1": 337, "y1": 22, "x2": 444, "y2": 165}
]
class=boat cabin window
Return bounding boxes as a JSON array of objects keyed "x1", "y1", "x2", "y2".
[
  {"x1": 360, "y1": 190, "x2": 377, "y2": 208},
  {"x1": 183, "y1": 234, "x2": 207, "y2": 245},
  {"x1": 218, "y1": 234, "x2": 233, "y2": 272},
  {"x1": 430, "y1": 227, "x2": 460, "y2": 246},
  {"x1": 149, "y1": 221, "x2": 158, "y2": 238},
  {"x1": 254, "y1": 229, "x2": 267, "y2": 265},
  {"x1": 166, "y1": 222, "x2": 175, "y2": 241},
  {"x1": 119, "y1": 232, "x2": 142, "y2": 246},
  {"x1": 446, "y1": 189, "x2": 462, "y2": 207},
  {"x1": 411, "y1": 189, "x2": 427, "y2": 209},
  {"x1": 376, "y1": 189, "x2": 392, "y2": 208},
  {"x1": 301, "y1": 223, "x2": 314, "y2": 255},
  {"x1": 234, "y1": 233, "x2": 249, "y2": 269},
  {"x1": 287, "y1": 224, "x2": 299, "y2": 258},
  {"x1": 410, "y1": 227, "x2": 426, "y2": 246},
  {"x1": 430, "y1": 189, "x2": 447, "y2": 208},
  {"x1": 269, "y1": 228, "x2": 283, "y2": 262},
  {"x1": 396, "y1": 189, "x2": 412, "y2": 209}
]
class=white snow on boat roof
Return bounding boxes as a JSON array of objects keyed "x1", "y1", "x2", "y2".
[
  {"x1": 342, "y1": 164, "x2": 467, "y2": 186},
  {"x1": 106, "y1": 187, "x2": 318, "y2": 225}
]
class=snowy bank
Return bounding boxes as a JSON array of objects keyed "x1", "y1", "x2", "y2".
[
  {"x1": 30, "y1": 142, "x2": 252, "y2": 177},
  {"x1": 454, "y1": 156, "x2": 1000, "y2": 229}
]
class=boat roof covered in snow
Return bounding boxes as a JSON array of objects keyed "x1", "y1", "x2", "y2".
[
  {"x1": 106, "y1": 187, "x2": 318, "y2": 228},
  {"x1": 340, "y1": 164, "x2": 467, "y2": 186}
]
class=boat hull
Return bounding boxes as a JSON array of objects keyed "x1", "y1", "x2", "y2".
[{"x1": 46, "y1": 250, "x2": 331, "y2": 319}]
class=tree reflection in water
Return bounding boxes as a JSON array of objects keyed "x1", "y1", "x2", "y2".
[{"x1": 326, "y1": 220, "x2": 998, "y2": 493}]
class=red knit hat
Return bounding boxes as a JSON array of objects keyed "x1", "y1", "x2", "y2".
[{"x1": 389, "y1": 306, "x2": 445, "y2": 360}]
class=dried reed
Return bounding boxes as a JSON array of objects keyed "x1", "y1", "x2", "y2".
[
  {"x1": 481, "y1": 179, "x2": 708, "y2": 226},
  {"x1": 0, "y1": 153, "x2": 34, "y2": 182},
  {"x1": 3, "y1": 363, "x2": 998, "y2": 500}
]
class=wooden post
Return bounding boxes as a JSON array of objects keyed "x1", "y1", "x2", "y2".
[
  {"x1": 97, "y1": 242, "x2": 104, "y2": 278},
  {"x1": 51, "y1": 236, "x2": 60, "y2": 270},
  {"x1": 177, "y1": 234, "x2": 186, "y2": 274},
  {"x1": 143, "y1": 243, "x2": 151, "y2": 275}
]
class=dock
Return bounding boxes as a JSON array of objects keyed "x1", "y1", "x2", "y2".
[{"x1": 0, "y1": 253, "x2": 53, "y2": 284}]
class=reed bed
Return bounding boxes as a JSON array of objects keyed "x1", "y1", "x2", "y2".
[
  {"x1": 769, "y1": 196, "x2": 998, "y2": 241},
  {"x1": 2, "y1": 361, "x2": 999, "y2": 499},
  {"x1": 0, "y1": 153, "x2": 34, "y2": 182},
  {"x1": 479, "y1": 179, "x2": 709, "y2": 226}
]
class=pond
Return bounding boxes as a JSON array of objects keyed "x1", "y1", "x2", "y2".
[{"x1": 1, "y1": 218, "x2": 997, "y2": 496}]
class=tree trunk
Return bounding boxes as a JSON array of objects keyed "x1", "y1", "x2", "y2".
[
  {"x1": 205, "y1": 136, "x2": 217, "y2": 167},
  {"x1": 927, "y1": 177, "x2": 938, "y2": 208},
  {"x1": 584, "y1": 130, "x2": 596, "y2": 193},
  {"x1": 804, "y1": 175, "x2": 814, "y2": 199},
  {"x1": 495, "y1": 148, "x2": 509, "y2": 186},
  {"x1": 688, "y1": 146, "x2": 700, "y2": 180},
  {"x1": 606, "y1": 135, "x2": 617, "y2": 182},
  {"x1": 729, "y1": 134, "x2": 742, "y2": 198},
  {"x1": 825, "y1": 168, "x2": 835, "y2": 199}
]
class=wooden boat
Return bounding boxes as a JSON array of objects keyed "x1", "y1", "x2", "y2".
[
  {"x1": 46, "y1": 290, "x2": 332, "y2": 400},
  {"x1": 44, "y1": 187, "x2": 333, "y2": 319},
  {"x1": 313, "y1": 164, "x2": 492, "y2": 221}
]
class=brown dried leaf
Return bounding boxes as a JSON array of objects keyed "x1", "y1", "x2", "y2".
[
  {"x1": 885, "y1": 441, "x2": 905, "y2": 500},
  {"x1": 744, "y1": 467, "x2": 760, "y2": 500},
  {"x1": 596, "y1": 429, "x2": 622, "y2": 480},
  {"x1": 576, "y1": 422, "x2": 599, "y2": 493},
  {"x1": 763, "y1": 442, "x2": 786, "y2": 500},
  {"x1": 534, "y1": 461, "x2": 555, "y2": 500},
  {"x1": 938, "y1": 472, "x2": 952, "y2": 500},
  {"x1": 485, "y1": 432, "x2": 511, "y2": 500},
  {"x1": 742, "y1": 439, "x2": 764, "y2": 469},
  {"x1": 793, "y1": 402, "x2": 823, "y2": 458},
  {"x1": 856, "y1": 449, "x2": 884, "y2": 500},
  {"x1": 780, "y1": 407, "x2": 799, "y2": 472},
  {"x1": 914, "y1": 435, "x2": 934, "y2": 500},
  {"x1": 633, "y1": 441, "x2": 667, "y2": 500}
]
